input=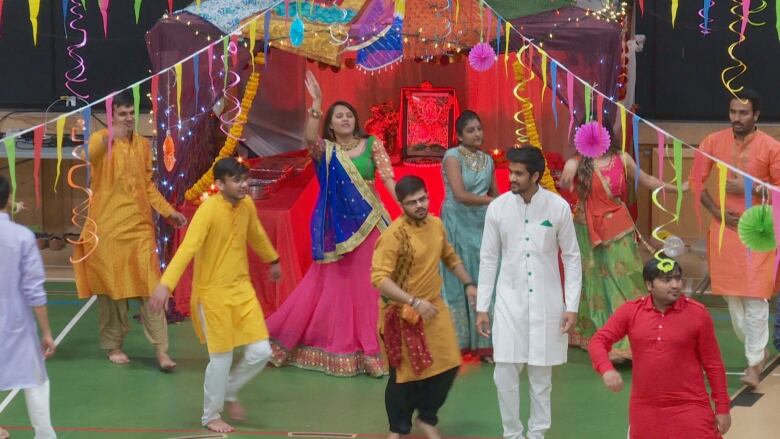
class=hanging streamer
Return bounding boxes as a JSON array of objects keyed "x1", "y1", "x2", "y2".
[
  {"x1": 639, "y1": 0, "x2": 645, "y2": 15},
  {"x1": 776, "y1": 0, "x2": 780, "y2": 41},
  {"x1": 62, "y1": 0, "x2": 68, "y2": 31},
  {"x1": 207, "y1": 44, "x2": 215, "y2": 96},
  {"x1": 81, "y1": 0, "x2": 85, "y2": 9},
  {"x1": 504, "y1": 21, "x2": 510, "y2": 75},
  {"x1": 740, "y1": 0, "x2": 750, "y2": 37},
  {"x1": 596, "y1": 94, "x2": 604, "y2": 127},
  {"x1": 0, "y1": 1, "x2": 5, "y2": 31},
  {"x1": 249, "y1": 18, "x2": 257, "y2": 71},
  {"x1": 99, "y1": 0, "x2": 110, "y2": 37},
  {"x1": 721, "y1": 0, "x2": 768, "y2": 99},
  {"x1": 105, "y1": 97, "x2": 113, "y2": 156},
  {"x1": 4, "y1": 138, "x2": 15, "y2": 209},
  {"x1": 657, "y1": 131, "x2": 666, "y2": 201},
  {"x1": 196, "y1": 0, "x2": 200, "y2": 11},
  {"x1": 230, "y1": 34, "x2": 239, "y2": 67},
  {"x1": 134, "y1": 0, "x2": 142, "y2": 24},
  {"x1": 29, "y1": 0, "x2": 40, "y2": 46},
  {"x1": 65, "y1": 0, "x2": 89, "y2": 100},
  {"x1": 54, "y1": 117, "x2": 66, "y2": 192},
  {"x1": 193, "y1": 53, "x2": 200, "y2": 110},
  {"x1": 223, "y1": 37, "x2": 229, "y2": 89},
  {"x1": 168, "y1": 0, "x2": 173, "y2": 14},
  {"x1": 717, "y1": 163, "x2": 728, "y2": 251},
  {"x1": 151, "y1": 75, "x2": 159, "y2": 121},
  {"x1": 174, "y1": 63, "x2": 182, "y2": 121},
  {"x1": 132, "y1": 84, "x2": 140, "y2": 133},
  {"x1": 700, "y1": 0, "x2": 714, "y2": 35},
  {"x1": 263, "y1": 12, "x2": 271, "y2": 65},
  {"x1": 82, "y1": 106, "x2": 91, "y2": 182},
  {"x1": 550, "y1": 61, "x2": 558, "y2": 127},
  {"x1": 566, "y1": 71, "x2": 574, "y2": 140},
  {"x1": 744, "y1": 175, "x2": 754, "y2": 211},
  {"x1": 671, "y1": 0, "x2": 679, "y2": 27},
  {"x1": 632, "y1": 115, "x2": 640, "y2": 191},
  {"x1": 541, "y1": 52, "x2": 548, "y2": 102},
  {"x1": 772, "y1": 191, "x2": 780, "y2": 276},
  {"x1": 674, "y1": 138, "x2": 683, "y2": 221},
  {"x1": 584, "y1": 85, "x2": 592, "y2": 123},
  {"x1": 619, "y1": 105, "x2": 627, "y2": 157},
  {"x1": 33, "y1": 126, "x2": 43, "y2": 208}
]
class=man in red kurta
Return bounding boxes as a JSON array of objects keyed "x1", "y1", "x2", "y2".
[
  {"x1": 589, "y1": 257, "x2": 730, "y2": 439},
  {"x1": 688, "y1": 89, "x2": 780, "y2": 387}
]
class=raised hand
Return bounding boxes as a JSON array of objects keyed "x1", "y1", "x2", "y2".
[{"x1": 304, "y1": 70, "x2": 322, "y2": 105}]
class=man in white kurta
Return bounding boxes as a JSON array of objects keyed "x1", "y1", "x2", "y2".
[{"x1": 476, "y1": 146, "x2": 581, "y2": 439}]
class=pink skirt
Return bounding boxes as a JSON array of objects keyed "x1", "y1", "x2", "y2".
[{"x1": 266, "y1": 229, "x2": 385, "y2": 377}]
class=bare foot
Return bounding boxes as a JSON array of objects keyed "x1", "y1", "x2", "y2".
[
  {"x1": 107, "y1": 349, "x2": 130, "y2": 364},
  {"x1": 226, "y1": 400, "x2": 247, "y2": 421},
  {"x1": 741, "y1": 365, "x2": 761, "y2": 388},
  {"x1": 414, "y1": 418, "x2": 442, "y2": 439},
  {"x1": 157, "y1": 351, "x2": 177, "y2": 371},
  {"x1": 0, "y1": 426, "x2": 10, "y2": 439},
  {"x1": 205, "y1": 418, "x2": 235, "y2": 433}
]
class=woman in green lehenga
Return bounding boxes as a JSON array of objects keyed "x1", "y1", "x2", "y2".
[
  {"x1": 440, "y1": 111, "x2": 498, "y2": 361},
  {"x1": 561, "y1": 122, "x2": 674, "y2": 362}
]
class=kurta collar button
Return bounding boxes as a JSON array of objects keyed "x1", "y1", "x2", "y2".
[
  {"x1": 524, "y1": 219, "x2": 528, "y2": 223},
  {"x1": 526, "y1": 253, "x2": 530, "y2": 257},
  {"x1": 529, "y1": 288, "x2": 533, "y2": 292},
  {"x1": 525, "y1": 237, "x2": 529, "y2": 241},
  {"x1": 528, "y1": 272, "x2": 532, "y2": 275}
]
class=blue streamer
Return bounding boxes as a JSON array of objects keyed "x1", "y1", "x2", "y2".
[
  {"x1": 632, "y1": 114, "x2": 640, "y2": 190},
  {"x1": 703, "y1": 0, "x2": 712, "y2": 34},
  {"x1": 62, "y1": 0, "x2": 69, "y2": 36},
  {"x1": 550, "y1": 61, "x2": 558, "y2": 127},
  {"x1": 744, "y1": 175, "x2": 753, "y2": 211},
  {"x1": 263, "y1": 12, "x2": 271, "y2": 67},
  {"x1": 496, "y1": 17, "x2": 501, "y2": 53}
]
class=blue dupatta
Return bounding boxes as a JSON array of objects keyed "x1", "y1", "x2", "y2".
[{"x1": 310, "y1": 139, "x2": 390, "y2": 262}]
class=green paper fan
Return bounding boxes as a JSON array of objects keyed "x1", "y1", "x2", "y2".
[{"x1": 738, "y1": 205, "x2": 776, "y2": 252}]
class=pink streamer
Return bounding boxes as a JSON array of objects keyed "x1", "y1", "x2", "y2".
[
  {"x1": 0, "y1": 1, "x2": 5, "y2": 31},
  {"x1": 207, "y1": 44, "x2": 215, "y2": 97},
  {"x1": 230, "y1": 34, "x2": 239, "y2": 67},
  {"x1": 596, "y1": 94, "x2": 603, "y2": 126},
  {"x1": 65, "y1": 0, "x2": 89, "y2": 100},
  {"x1": 168, "y1": 0, "x2": 173, "y2": 14},
  {"x1": 105, "y1": 97, "x2": 113, "y2": 156},
  {"x1": 219, "y1": 41, "x2": 244, "y2": 142},
  {"x1": 151, "y1": 75, "x2": 159, "y2": 120},
  {"x1": 33, "y1": 126, "x2": 43, "y2": 208},
  {"x1": 99, "y1": 0, "x2": 109, "y2": 37},
  {"x1": 566, "y1": 71, "x2": 574, "y2": 140},
  {"x1": 771, "y1": 190, "x2": 780, "y2": 278},
  {"x1": 740, "y1": 0, "x2": 750, "y2": 37}
]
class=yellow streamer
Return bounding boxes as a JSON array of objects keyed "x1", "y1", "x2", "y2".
[
  {"x1": 504, "y1": 21, "x2": 510, "y2": 75},
  {"x1": 721, "y1": 0, "x2": 767, "y2": 99},
  {"x1": 249, "y1": 19, "x2": 257, "y2": 71},
  {"x1": 717, "y1": 163, "x2": 728, "y2": 252},
  {"x1": 541, "y1": 52, "x2": 548, "y2": 103},
  {"x1": 671, "y1": 0, "x2": 679, "y2": 27},
  {"x1": 619, "y1": 105, "x2": 627, "y2": 175},
  {"x1": 511, "y1": 52, "x2": 557, "y2": 193},
  {"x1": 29, "y1": 0, "x2": 40, "y2": 46},
  {"x1": 175, "y1": 63, "x2": 182, "y2": 121},
  {"x1": 67, "y1": 143, "x2": 99, "y2": 263},
  {"x1": 55, "y1": 118, "x2": 65, "y2": 192},
  {"x1": 196, "y1": 0, "x2": 201, "y2": 11},
  {"x1": 186, "y1": 54, "x2": 266, "y2": 202}
]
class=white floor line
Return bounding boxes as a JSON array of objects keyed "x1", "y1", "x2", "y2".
[
  {"x1": 726, "y1": 372, "x2": 780, "y2": 376},
  {"x1": 0, "y1": 295, "x2": 96, "y2": 415}
]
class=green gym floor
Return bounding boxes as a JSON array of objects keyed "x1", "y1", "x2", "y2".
[{"x1": 1, "y1": 283, "x2": 777, "y2": 439}]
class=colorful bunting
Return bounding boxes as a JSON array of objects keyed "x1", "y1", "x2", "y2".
[
  {"x1": 168, "y1": 0, "x2": 173, "y2": 14},
  {"x1": 193, "y1": 53, "x2": 200, "y2": 110},
  {"x1": 584, "y1": 85, "x2": 592, "y2": 123},
  {"x1": 671, "y1": 0, "x2": 679, "y2": 27},
  {"x1": 550, "y1": 61, "x2": 558, "y2": 127},
  {"x1": 134, "y1": 0, "x2": 142, "y2": 24},
  {"x1": 744, "y1": 176, "x2": 754, "y2": 211},
  {"x1": 717, "y1": 163, "x2": 727, "y2": 251},
  {"x1": 151, "y1": 75, "x2": 159, "y2": 121},
  {"x1": 771, "y1": 190, "x2": 780, "y2": 277},
  {"x1": 632, "y1": 115, "x2": 640, "y2": 190},
  {"x1": 33, "y1": 126, "x2": 43, "y2": 208},
  {"x1": 132, "y1": 84, "x2": 140, "y2": 133},
  {"x1": 29, "y1": 0, "x2": 41, "y2": 46},
  {"x1": 776, "y1": 0, "x2": 780, "y2": 41},
  {"x1": 263, "y1": 12, "x2": 271, "y2": 67},
  {"x1": 541, "y1": 52, "x2": 548, "y2": 102},
  {"x1": 619, "y1": 105, "x2": 627, "y2": 157},
  {"x1": 596, "y1": 93, "x2": 604, "y2": 126},
  {"x1": 223, "y1": 37, "x2": 229, "y2": 88},
  {"x1": 566, "y1": 71, "x2": 574, "y2": 139},
  {"x1": 740, "y1": 0, "x2": 750, "y2": 37},
  {"x1": 99, "y1": 0, "x2": 110, "y2": 37},
  {"x1": 207, "y1": 44, "x2": 215, "y2": 95},
  {"x1": 0, "y1": 1, "x2": 5, "y2": 31},
  {"x1": 82, "y1": 106, "x2": 91, "y2": 182},
  {"x1": 175, "y1": 63, "x2": 182, "y2": 120},
  {"x1": 249, "y1": 18, "x2": 257, "y2": 69},
  {"x1": 105, "y1": 96, "x2": 113, "y2": 156},
  {"x1": 55, "y1": 118, "x2": 65, "y2": 192},
  {"x1": 674, "y1": 139, "x2": 683, "y2": 221},
  {"x1": 657, "y1": 131, "x2": 665, "y2": 199},
  {"x1": 4, "y1": 138, "x2": 16, "y2": 209}
]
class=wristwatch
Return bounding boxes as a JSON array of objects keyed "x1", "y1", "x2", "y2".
[
  {"x1": 308, "y1": 108, "x2": 322, "y2": 118},
  {"x1": 464, "y1": 282, "x2": 477, "y2": 289}
]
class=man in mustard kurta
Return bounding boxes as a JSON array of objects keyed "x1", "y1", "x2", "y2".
[
  {"x1": 73, "y1": 91, "x2": 186, "y2": 369},
  {"x1": 149, "y1": 157, "x2": 281, "y2": 434},
  {"x1": 372, "y1": 175, "x2": 476, "y2": 439}
]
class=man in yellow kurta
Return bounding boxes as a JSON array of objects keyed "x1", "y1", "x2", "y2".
[
  {"x1": 372, "y1": 175, "x2": 476, "y2": 439},
  {"x1": 689, "y1": 89, "x2": 780, "y2": 388},
  {"x1": 149, "y1": 157, "x2": 281, "y2": 434},
  {"x1": 73, "y1": 91, "x2": 186, "y2": 369}
]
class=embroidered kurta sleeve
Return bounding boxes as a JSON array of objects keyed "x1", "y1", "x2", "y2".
[
  {"x1": 308, "y1": 138, "x2": 326, "y2": 161},
  {"x1": 696, "y1": 310, "x2": 730, "y2": 414},
  {"x1": 143, "y1": 142, "x2": 175, "y2": 218},
  {"x1": 245, "y1": 201, "x2": 279, "y2": 263},
  {"x1": 371, "y1": 231, "x2": 399, "y2": 288},
  {"x1": 21, "y1": 234, "x2": 47, "y2": 307},
  {"x1": 556, "y1": 201, "x2": 582, "y2": 312},
  {"x1": 477, "y1": 202, "x2": 501, "y2": 313},
  {"x1": 439, "y1": 221, "x2": 462, "y2": 270},
  {"x1": 371, "y1": 139, "x2": 395, "y2": 182},
  {"x1": 589, "y1": 302, "x2": 633, "y2": 374},
  {"x1": 160, "y1": 204, "x2": 212, "y2": 290}
]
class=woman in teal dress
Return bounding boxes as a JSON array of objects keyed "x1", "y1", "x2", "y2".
[{"x1": 440, "y1": 110, "x2": 498, "y2": 361}]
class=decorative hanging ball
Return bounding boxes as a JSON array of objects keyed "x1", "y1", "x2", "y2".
[
  {"x1": 468, "y1": 42, "x2": 496, "y2": 72},
  {"x1": 738, "y1": 204, "x2": 776, "y2": 252},
  {"x1": 574, "y1": 121, "x2": 611, "y2": 158}
]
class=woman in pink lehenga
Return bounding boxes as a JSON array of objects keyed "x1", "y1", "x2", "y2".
[{"x1": 265, "y1": 71, "x2": 396, "y2": 377}]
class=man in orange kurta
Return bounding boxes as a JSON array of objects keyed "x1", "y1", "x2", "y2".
[
  {"x1": 73, "y1": 91, "x2": 186, "y2": 369},
  {"x1": 689, "y1": 89, "x2": 780, "y2": 387}
]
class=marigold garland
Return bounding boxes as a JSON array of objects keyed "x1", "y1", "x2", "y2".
[
  {"x1": 185, "y1": 53, "x2": 265, "y2": 202},
  {"x1": 512, "y1": 55, "x2": 557, "y2": 193}
]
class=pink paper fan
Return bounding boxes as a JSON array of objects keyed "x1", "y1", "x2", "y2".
[
  {"x1": 574, "y1": 121, "x2": 611, "y2": 158},
  {"x1": 469, "y1": 43, "x2": 496, "y2": 72}
]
